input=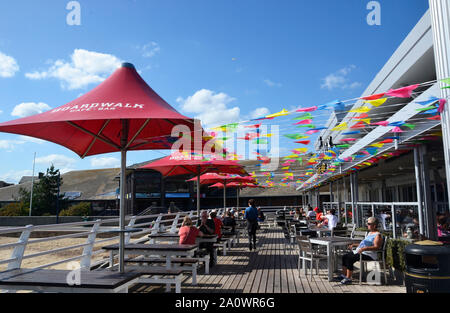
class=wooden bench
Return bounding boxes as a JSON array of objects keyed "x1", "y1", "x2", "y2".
[
  {"x1": 0, "y1": 269, "x2": 140, "y2": 293},
  {"x1": 123, "y1": 266, "x2": 185, "y2": 293},
  {"x1": 214, "y1": 239, "x2": 229, "y2": 256},
  {"x1": 125, "y1": 257, "x2": 201, "y2": 285}
]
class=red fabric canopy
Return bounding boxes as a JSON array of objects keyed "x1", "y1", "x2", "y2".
[
  {"x1": 0, "y1": 63, "x2": 196, "y2": 157},
  {"x1": 140, "y1": 153, "x2": 247, "y2": 177},
  {"x1": 187, "y1": 173, "x2": 256, "y2": 185},
  {"x1": 209, "y1": 182, "x2": 263, "y2": 189}
]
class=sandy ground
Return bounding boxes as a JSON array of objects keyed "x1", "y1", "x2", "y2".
[{"x1": 0, "y1": 235, "x2": 120, "y2": 272}]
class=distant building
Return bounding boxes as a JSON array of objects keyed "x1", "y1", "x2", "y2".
[{"x1": 0, "y1": 181, "x2": 13, "y2": 188}]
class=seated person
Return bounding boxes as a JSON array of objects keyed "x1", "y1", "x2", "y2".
[
  {"x1": 315, "y1": 208, "x2": 324, "y2": 222},
  {"x1": 318, "y1": 209, "x2": 338, "y2": 230},
  {"x1": 222, "y1": 211, "x2": 236, "y2": 234},
  {"x1": 197, "y1": 210, "x2": 216, "y2": 266},
  {"x1": 210, "y1": 210, "x2": 223, "y2": 240},
  {"x1": 437, "y1": 214, "x2": 450, "y2": 237},
  {"x1": 257, "y1": 207, "x2": 266, "y2": 222},
  {"x1": 179, "y1": 216, "x2": 204, "y2": 245},
  {"x1": 306, "y1": 207, "x2": 316, "y2": 221},
  {"x1": 337, "y1": 217, "x2": 382, "y2": 285}
]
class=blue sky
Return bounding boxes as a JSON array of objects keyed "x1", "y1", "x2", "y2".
[{"x1": 0, "y1": 0, "x2": 429, "y2": 183}]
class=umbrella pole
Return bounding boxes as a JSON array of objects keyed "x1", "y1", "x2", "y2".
[
  {"x1": 237, "y1": 188, "x2": 240, "y2": 210},
  {"x1": 119, "y1": 149, "x2": 127, "y2": 273},
  {"x1": 197, "y1": 167, "x2": 201, "y2": 220},
  {"x1": 223, "y1": 182, "x2": 226, "y2": 210},
  {"x1": 119, "y1": 120, "x2": 128, "y2": 274}
]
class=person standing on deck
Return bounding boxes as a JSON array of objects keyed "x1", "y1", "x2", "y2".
[{"x1": 245, "y1": 199, "x2": 259, "y2": 251}]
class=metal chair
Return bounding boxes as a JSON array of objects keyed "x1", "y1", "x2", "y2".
[
  {"x1": 297, "y1": 236, "x2": 327, "y2": 279},
  {"x1": 359, "y1": 236, "x2": 389, "y2": 285}
]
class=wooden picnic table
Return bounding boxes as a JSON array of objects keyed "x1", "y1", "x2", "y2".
[
  {"x1": 0, "y1": 268, "x2": 139, "y2": 293},
  {"x1": 148, "y1": 233, "x2": 218, "y2": 244},
  {"x1": 103, "y1": 243, "x2": 198, "y2": 269},
  {"x1": 308, "y1": 236, "x2": 361, "y2": 282}
]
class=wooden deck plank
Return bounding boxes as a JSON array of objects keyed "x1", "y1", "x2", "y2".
[{"x1": 130, "y1": 227, "x2": 405, "y2": 294}]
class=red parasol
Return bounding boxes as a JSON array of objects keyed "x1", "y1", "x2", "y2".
[
  {"x1": 140, "y1": 152, "x2": 247, "y2": 216},
  {"x1": 0, "y1": 62, "x2": 200, "y2": 273}
]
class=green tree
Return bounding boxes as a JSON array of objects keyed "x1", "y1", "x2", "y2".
[{"x1": 18, "y1": 165, "x2": 65, "y2": 216}]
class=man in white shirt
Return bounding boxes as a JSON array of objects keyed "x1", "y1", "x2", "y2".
[
  {"x1": 324, "y1": 209, "x2": 338, "y2": 230},
  {"x1": 306, "y1": 206, "x2": 316, "y2": 220}
]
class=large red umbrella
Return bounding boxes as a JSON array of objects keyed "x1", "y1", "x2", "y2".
[
  {"x1": 139, "y1": 152, "x2": 247, "y2": 216},
  {"x1": 208, "y1": 182, "x2": 265, "y2": 208},
  {"x1": 187, "y1": 173, "x2": 256, "y2": 209},
  {"x1": 0, "y1": 62, "x2": 199, "y2": 272}
]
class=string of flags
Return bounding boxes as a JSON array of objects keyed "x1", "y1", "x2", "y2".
[{"x1": 172, "y1": 78, "x2": 449, "y2": 189}]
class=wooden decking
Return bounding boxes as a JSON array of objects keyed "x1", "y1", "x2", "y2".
[{"x1": 130, "y1": 227, "x2": 406, "y2": 293}]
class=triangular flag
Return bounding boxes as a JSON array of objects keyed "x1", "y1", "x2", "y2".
[
  {"x1": 331, "y1": 122, "x2": 348, "y2": 132},
  {"x1": 266, "y1": 109, "x2": 290, "y2": 118},
  {"x1": 386, "y1": 84, "x2": 419, "y2": 98},
  {"x1": 438, "y1": 99, "x2": 446, "y2": 113},
  {"x1": 293, "y1": 113, "x2": 313, "y2": 120},
  {"x1": 361, "y1": 93, "x2": 386, "y2": 101},
  {"x1": 296, "y1": 106, "x2": 317, "y2": 113},
  {"x1": 294, "y1": 119, "x2": 313, "y2": 125},
  {"x1": 349, "y1": 106, "x2": 371, "y2": 113},
  {"x1": 391, "y1": 126, "x2": 403, "y2": 133},
  {"x1": 365, "y1": 98, "x2": 387, "y2": 107}
]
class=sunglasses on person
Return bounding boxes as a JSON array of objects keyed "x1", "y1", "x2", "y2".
[{"x1": 367, "y1": 222, "x2": 376, "y2": 226}]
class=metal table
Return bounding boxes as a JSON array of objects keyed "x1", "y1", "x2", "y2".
[{"x1": 308, "y1": 237, "x2": 360, "y2": 282}]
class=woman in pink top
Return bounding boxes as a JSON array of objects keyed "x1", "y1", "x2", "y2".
[{"x1": 179, "y1": 216, "x2": 204, "y2": 245}]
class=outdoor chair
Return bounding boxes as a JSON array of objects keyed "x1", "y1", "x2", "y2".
[
  {"x1": 297, "y1": 236, "x2": 327, "y2": 279},
  {"x1": 359, "y1": 236, "x2": 388, "y2": 285}
]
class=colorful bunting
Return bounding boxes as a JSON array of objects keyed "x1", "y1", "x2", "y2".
[
  {"x1": 364, "y1": 98, "x2": 387, "y2": 107},
  {"x1": 266, "y1": 109, "x2": 290, "y2": 118},
  {"x1": 386, "y1": 84, "x2": 419, "y2": 98},
  {"x1": 349, "y1": 106, "x2": 371, "y2": 113}
]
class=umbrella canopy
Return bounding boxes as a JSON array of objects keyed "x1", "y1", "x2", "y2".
[
  {"x1": 0, "y1": 63, "x2": 195, "y2": 157},
  {"x1": 140, "y1": 153, "x2": 247, "y2": 177},
  {"x1": 186, "y1": 173, "x2": 256, "y2": 185},
  {"x1": 187, "y1": 173, "x2": 256, "y2": 209},
  {"x1": 208, "y1": 182, "x2": 263, "y2": 189},
  {"x1": 139, "y1": 152, "x2": 247, "y2": 216},
  {"x1": 0, "y1": 62, "x2": 200, "y2": 273}
]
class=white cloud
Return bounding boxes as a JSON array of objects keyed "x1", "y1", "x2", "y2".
[
  {"x1": 0, "y1": 51, "x2": 19, "y2": 78},
  {"x1": 321, "y1": 65, "x2": 361, "y2": 90},
  {"x1": 11, "y1": 102, "x2": 51, "y2": 118},
  {"x1": 25, "y1": 49, "x2": 122, "y2": 90},
  {"x1": 177, "y1": 89, "x2": 240, "y2": 128},
  {"x1": 18, "y1": 135, "x2": 46, "y2": 144},
  {"x1": 250, "y1": 107, "x2": 270, "y2": 119},
  {"x1": 0, "y1": 170, "x2": 32, "y2": 184},
  {"x1": 35, "y1": 154, "x2": 77, "y2": 169},
  {"x1": 139, "y1": 42, "x2": 160, "y2": 58},
  {"x1": 90, "y1": 157, "x2": 120, "y2": 168},
  {"x1": 0, "y1": 139, "x2": 25, "y2": 151},
  {"x1": 263, "y1": 79, "x2": 282, "y2": 88}
]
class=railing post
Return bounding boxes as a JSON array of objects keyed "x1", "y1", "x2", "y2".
[
  {"x1": 391, "y1": 203, "x2": 397, "y2": 239},
  {"x1": 151, "y1": 214, "x2": 163, "y2": 235},
  {"x1": 371, "y1": 204, "x2": 375, "y2": 217},
  {"x1": 125, "y1": 216, "x2": 137, "y2": 244},
  {"x1": 170, "y1": 214, "x2": 180, "y2": 233},
  {"x1": 80, "y1": 220, "x2": 101, "y2": 269},
  {"x1": 7, "y1": 225, "x2": 33, "y2": 270}
]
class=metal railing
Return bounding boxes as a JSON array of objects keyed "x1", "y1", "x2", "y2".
[
  {"x1": 322, "y1": 201, "x2": 420, "y2": 239},
  {"x1": 0, "y1": 210, "x2": 201, "y2": 274}
]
